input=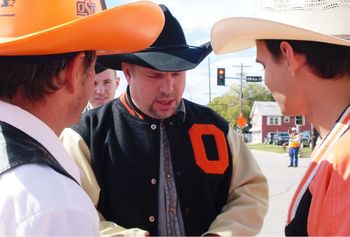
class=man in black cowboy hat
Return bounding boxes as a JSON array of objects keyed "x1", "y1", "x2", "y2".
[{"x1": 61, "y1": 5, "x2": 268, "y2": 236}]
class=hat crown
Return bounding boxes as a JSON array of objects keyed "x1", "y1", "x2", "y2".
[
  {"x1": 210, "y1": 0, "x2": 350, "y2": 54},
  {"x1": 97, "y1": 4, "x2": 212, "y2": 72},
  {"x1": 147, "y1": 4, "x2": 188, "y2": 49},
  {"x1": 0, "y1": 0, "x2": 103, "y2": 37},
  {"x1": 258, "y1": 0, "x2": 350, "y2": 37}
]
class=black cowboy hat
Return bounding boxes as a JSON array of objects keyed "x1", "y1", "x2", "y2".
[
  {"x1": 97, "y1": 4, "x2": 212, "y2": 72},
  {"x1": 94, "y1": 62, "x2": 108, "y2": 74}
]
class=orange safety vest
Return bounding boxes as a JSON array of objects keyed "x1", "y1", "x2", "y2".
[{"x1": 289, "y1": 134, "x2": 300, "y2": 148}]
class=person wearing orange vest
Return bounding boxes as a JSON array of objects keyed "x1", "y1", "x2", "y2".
[{"x1": 288, "y1": 128, "x2": 301, "y2": 167}]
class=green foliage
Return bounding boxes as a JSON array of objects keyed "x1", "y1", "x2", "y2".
[
  {"x1": 247, "y1": 143, "x2": 312, "y2": 157},
  {"x1": 208, "y1": 83, "x2": 274, "y2": 130}
]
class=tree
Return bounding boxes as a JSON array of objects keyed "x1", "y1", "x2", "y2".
[{"x1": 208, "y1": 83, "x2": 274, "y2": 131}]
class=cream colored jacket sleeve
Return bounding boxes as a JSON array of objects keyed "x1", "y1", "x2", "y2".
[
  {"x1": 60, "y1": 128, "x2": 149, "y2": 237},
  {"x1": 60, "y1": 126, "x2": 268, "y2": 237},
  {"x1": 204, "y1": 127, "x2": 269, "y2": 236}
]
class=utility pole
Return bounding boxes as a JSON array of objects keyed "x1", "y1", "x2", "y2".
[
  {"x1": 232, "y1": 63, "x2": 250, "y2": 114},
  {"x1": 208, "y1": 56, "x2": 212, "y2": 103}
]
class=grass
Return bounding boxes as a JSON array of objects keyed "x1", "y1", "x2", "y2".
[{"x1": 247, "y1": 143, "x2": 313, "y2": 157}]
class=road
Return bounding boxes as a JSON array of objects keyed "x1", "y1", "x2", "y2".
[{"x1": 251, "y1": 150, "x2": 311, "y2": 236}]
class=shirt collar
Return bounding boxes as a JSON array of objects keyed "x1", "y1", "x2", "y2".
[
  {"x1": 0, "y1": 101, "x2": 81, "y2": 184},
  {"x1": 176, "y1": 99, "x2": 186, "y2": 122}
]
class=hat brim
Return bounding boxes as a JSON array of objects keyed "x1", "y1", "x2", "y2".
[
  {"x1": 98, "y1": 42, "x2": 212, "y2": 71},
  {"x1": 95, "y1": 63, "x2": 108, "y2": 74},
  {"x1": 0, "y1": 2, "x2": 164, "y2": 56},
  {"x1": 211, "y1": 17, "x2": 350, "y2": 54}
]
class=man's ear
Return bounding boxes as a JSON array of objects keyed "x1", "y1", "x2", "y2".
[
  {"x1": 280, "y1": 41, "x2": 299, "y2": 77},
  {"x1": 64, "y1": 52, "x2": 86, "y2": 93},
  {"x1": 121, "y1": 62, "x2": 131, "y2": 84}
]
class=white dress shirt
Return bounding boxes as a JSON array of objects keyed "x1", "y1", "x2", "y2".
[{"x1": 0, "y1": 101, "x2": 99, "y2": 236}]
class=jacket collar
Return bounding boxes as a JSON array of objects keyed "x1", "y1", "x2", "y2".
[{"x1": 121, "y1": 86, "x2": 186, "y2": 123}]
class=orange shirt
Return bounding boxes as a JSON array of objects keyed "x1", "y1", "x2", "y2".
[
  {"x1": 308, "y1": 132, "x2": 350, "y2": 235},
  {"x1": 286, "y1": 106, "x2": 350, "y2": 235}
]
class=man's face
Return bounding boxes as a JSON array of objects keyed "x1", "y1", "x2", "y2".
[
  {"x1": 123, "y1": 63, "x2": 186, "y2": 119},
  {"x1": 256, "y1": 40, "x2": 295, "y2": 115},
  {"x1": 90, "y1": 69, "x2": 119, "y2": 108}
]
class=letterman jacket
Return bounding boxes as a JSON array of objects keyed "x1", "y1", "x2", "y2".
[{"x1": 60, "y1": 94, "x2": 268, "y2": 236}]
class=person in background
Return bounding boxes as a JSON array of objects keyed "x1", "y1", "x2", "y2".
[
  {"x1": 60, "y1": 4, "x2": 268, "y2": 236},
  {"x1": 310, "y1": 127, "x2": 320, "y2": 151},
  {"x1": 211, "y1": 0, "x2": 350, "y2": 235},
  {"x1": 0, "y1": 0, "x2": 164, "y2": 235},
  {"x1": 85, "y1": 63, "x2": 120, "y2": 111},
  {"x1": 288, "y1": 127, "x2": 300, "y2": 167}
]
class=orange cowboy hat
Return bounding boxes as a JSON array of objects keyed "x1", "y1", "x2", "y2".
[{"x1": 0, "y1": 0, "x2": 165, "y2": 55}]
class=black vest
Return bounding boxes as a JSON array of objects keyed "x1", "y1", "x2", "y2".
[
  {"x1": 0, "y1": 122, "x2": 76, "y2": 183},
  {"x1": 72, "y1": 98, "x2": 233, "y2": 236}
]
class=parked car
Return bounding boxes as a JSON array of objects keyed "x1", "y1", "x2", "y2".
[
  {"x1": 264, "y1": 132, "x2": 276, "y2": 144},
  {"x1": 301, "y1": 130, "x2": 311, "y2": 147},
  {"x1": 273, "y1": 132, "x2": 290, "y2": 145}
]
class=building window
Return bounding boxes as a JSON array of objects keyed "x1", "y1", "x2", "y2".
[
  {"x1": 295, "y1": 115, "x2": 305, "y2": 126},
  {"x1": 267, "y1": 116, "x2": 281, "y2": 125},
  {"x1": 284, "y1": 116, "x2": 290, "y2": 123}
]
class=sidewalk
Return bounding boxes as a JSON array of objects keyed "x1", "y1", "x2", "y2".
[{"x1": 252, "y1": 150, "x2": 311, "y2": 236}]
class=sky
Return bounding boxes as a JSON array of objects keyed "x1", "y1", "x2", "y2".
[{"x1": 105, "y1": 0, "x2": 264, "y2": 105}]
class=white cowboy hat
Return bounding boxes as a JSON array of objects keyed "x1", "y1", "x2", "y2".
[
  {"x1": 0, "y1": 0, "x2": 164, "y2": 55},
  {"x1": 211, "y1": 0, "x2": 350, "y2": 54}
]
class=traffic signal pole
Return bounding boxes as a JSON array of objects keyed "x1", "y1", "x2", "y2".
[
  {"x1": 208, "y1": 57, "x2": 212, "y2": 103},
  {"x1": 215, "y1": 64, "x2": 262, "y2": 136},
  {"x1": 216, "y1": 64, "x2": 262, "y2": 114},
  {"x1": 232, "y1": 63, "x2": 250, "y2": 114}
]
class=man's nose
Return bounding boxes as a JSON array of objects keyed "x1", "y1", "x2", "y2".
[
  {"x1": 95, "y1": 83, "x2": 105, "y2": 94},
  {"x1": 160, "y1": 74, "x2": 174, "y2": 93}
]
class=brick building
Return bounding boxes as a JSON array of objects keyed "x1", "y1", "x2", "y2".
[{"x1": 249, "y1": 101, "x2": 311, "y2": 143}]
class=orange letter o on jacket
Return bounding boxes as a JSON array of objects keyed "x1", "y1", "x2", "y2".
[{"x1": 189, "y1": 124, "x2": 229, "y2": 174}]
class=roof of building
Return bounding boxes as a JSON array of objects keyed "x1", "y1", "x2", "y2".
[{"x1": 250, "y1": 101, "x2": 282, "y2": 118}]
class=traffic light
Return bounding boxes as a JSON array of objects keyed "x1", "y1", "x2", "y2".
[
  {"x1": 217, "y1": 68, "x2": 225, "y2": 86},
  {"x1": 295, "y1": 115, "x2": 304, "y2": 125}
]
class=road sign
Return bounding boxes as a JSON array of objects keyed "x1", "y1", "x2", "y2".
[
  {"x1": 236, "y1": 114, "x2": 248, "y2": 128},
  {"x1": 246, "y1": 76, "x2": 262, "y2": 82}
]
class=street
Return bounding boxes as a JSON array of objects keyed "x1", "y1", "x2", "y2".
[{"x1": 251, "y1": 150, "x2": 311, "y2": 236}]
